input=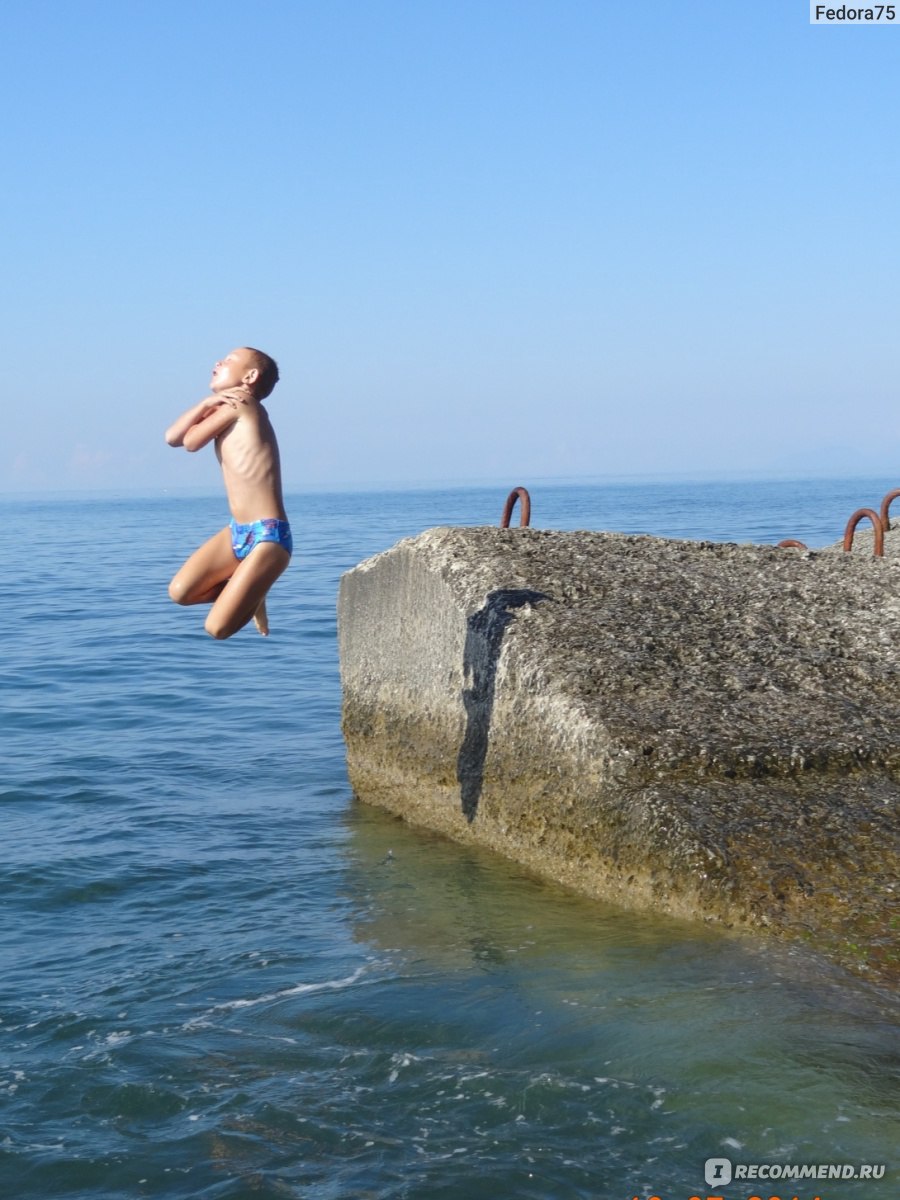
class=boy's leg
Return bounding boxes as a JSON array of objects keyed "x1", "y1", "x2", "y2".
[
  {"x1": 204, "y1": 543, "x2": 290, "y2": 640},
  {"x1": 168, "y1": 527, "x2": 237, "y2": 606}
]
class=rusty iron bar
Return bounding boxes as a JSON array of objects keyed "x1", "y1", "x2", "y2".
[
  {"x1": 879, "y1": 488, "x2": 900, "y2": 532},
  {"x1": 777, "y1": 539, "x2": 808, "y2": 550},
  {"x1": 843, "y1": 508, "x2": 885, "y2": 557},
  {"x1": 500, "y1": 487, "x2": 531, "y2": 529}
]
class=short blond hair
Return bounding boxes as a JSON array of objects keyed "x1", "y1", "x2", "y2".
[{"x1": 244, "y1": 347, "x2": 280, "y2": 399}]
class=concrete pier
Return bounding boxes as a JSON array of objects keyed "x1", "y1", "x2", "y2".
[{"x1": 338, "y1": 526, "x2": 900, "y2": 980}]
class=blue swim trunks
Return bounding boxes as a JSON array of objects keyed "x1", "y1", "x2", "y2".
[{"x1": 229, "y1": 517, "x2": 293, "y2": 560}]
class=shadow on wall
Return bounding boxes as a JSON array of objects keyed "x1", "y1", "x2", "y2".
[{"x1": 457, "y1": 588, "x2": 549, "y2": 823}]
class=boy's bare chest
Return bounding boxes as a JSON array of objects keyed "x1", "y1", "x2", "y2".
[{"x1": 215, "y1": 420, "x2": 273, "y2": 474}]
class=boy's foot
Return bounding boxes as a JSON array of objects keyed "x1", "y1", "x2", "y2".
[{"x1": 253, "y1": 598, "x2": 269, "y2": 636}]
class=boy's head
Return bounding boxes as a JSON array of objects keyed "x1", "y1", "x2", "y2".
[
  {"x1": 243, "y1": 347, "x2": 280, "y2": 398},
  {"x1": 210, "y1": 347, "x2": 280, "y2": 399}
]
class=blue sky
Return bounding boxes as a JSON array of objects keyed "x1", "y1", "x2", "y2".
[{"x1": 2, "y1": 0, "x2": 898, "y2": 494}]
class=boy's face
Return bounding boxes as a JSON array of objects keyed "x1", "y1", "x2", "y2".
[{"x1": 210, "y1": 348, "x2": 258, "y2": 393}]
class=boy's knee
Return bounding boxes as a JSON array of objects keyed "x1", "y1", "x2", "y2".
[
  {"x1": 168, "y1": 578, "x2": 189, "y2": 605},
  {"x1": 204, "y1": 612, "x2": 232, "y2": 640}
]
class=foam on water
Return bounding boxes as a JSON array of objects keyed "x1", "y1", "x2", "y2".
[{"x1": 203, "y1": 966, "x2": 372, "y2": 1014}]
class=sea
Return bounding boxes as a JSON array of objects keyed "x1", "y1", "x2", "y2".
[{"x1": 2, "y1": 476, "x2": 898, "y2": 1200}]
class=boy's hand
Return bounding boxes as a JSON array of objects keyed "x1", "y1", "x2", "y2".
[{"x1": 217, "y1": 386, "x2": 254, "y2": 411}]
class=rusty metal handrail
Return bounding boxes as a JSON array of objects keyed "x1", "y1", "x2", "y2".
[
  {"x1": 843, "y1": 508, "x2": 885, "y2": 556},
  {"x1": 494, "y1": 486, "x2": 893, "y2": 554},
  {"x1": 500, "y1": 487, "x2": 531, "y2": 528},
  {"x1": 879, "y1": 488, "x2": 900, "y2": 533}
]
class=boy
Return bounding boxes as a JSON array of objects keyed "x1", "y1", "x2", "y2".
[{"x1": 165, "y1": 347, "x2": 292, "y2": 639}]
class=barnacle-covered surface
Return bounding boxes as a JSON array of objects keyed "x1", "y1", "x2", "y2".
[{"x1": 339, "y1": 526, "x2": 900, "y2": 983}]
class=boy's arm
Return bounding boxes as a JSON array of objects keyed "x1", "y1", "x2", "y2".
[
  {"x1": 181, "y1": 402, "x2": 240, "y2": 452},
  {"x1": 165, "y1": 397, "x2": 224, "y2": 447}
]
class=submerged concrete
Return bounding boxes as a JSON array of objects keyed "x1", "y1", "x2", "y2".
[{"x1": 338, "y1": 527, "x2": 900, "y2": 981}]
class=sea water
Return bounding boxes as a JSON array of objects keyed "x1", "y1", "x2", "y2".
[{"x1": 1, "y1": 477, "x2": 898, "y2": 1200}]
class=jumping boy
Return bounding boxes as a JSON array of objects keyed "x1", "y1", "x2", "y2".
[{"x1": 165, "y1": 347, "x2": 292, "y2": 639}]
